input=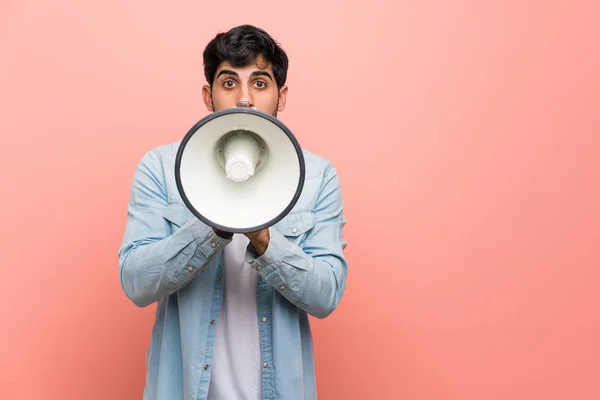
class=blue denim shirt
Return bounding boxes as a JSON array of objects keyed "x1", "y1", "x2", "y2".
[{"x1": 118, "y1": 141, "x2": 348, "y2": 400}]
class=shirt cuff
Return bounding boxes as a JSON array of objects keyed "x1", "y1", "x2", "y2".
[
  {"x1": 188, "y1": 219, "x2": 232, "y2": 258},
  {"x1": 246, "y1": 227, "x2": 289, "y2": 274}
]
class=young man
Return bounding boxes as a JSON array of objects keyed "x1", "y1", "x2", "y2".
[{"x1": 118, "y1": 25, "x2": 348, "y2": 400}]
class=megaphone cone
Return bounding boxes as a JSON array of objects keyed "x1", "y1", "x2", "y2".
[{"x1": 175, "y1": 107, "x2": 305, "y2": 233}]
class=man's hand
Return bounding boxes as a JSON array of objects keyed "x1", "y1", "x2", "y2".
[{"x1": 244, "y1": 229, "x2": 270, "y2": 256}]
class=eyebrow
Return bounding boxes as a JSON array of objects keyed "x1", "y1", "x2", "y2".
[{"x1": 216, "y1": 69, "x2": 273, "y2": 81}]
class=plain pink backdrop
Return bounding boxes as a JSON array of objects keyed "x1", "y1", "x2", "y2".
[{"x1": 1, "y1": 1, "x2": 599, "y2": 399}]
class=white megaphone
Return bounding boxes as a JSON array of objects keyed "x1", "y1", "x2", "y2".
[{"x1": 174, "y1": 104, "x2": 305, "y2": 233}]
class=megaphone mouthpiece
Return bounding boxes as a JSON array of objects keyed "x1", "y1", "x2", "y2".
[{"x1": 223, "y1": 131, "x2": 261, "y2": 183}]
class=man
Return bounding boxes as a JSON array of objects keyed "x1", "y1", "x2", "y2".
[{"x1": 118, "y1": 24, "x2": 348, "y2": 400}]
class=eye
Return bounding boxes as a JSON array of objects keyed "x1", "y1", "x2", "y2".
[
  {"x1": 223, "y1": 80, "x2": 236, "y2": 88},
  {"x1": 254, "y1": 80, "x2": 267, "y2": 89}
]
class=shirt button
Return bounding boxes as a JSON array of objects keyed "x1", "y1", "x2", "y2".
[
  {"x1": 263, "y1": 362, "x2": 268, "y2": 368},
  {"x1": 187, "y1": 266, "x2": 194, "y2": 272},
  {"x1": 262, "y1": 317, "x2": 267, "y2": 323},
  {"x1": 279, "y1": 285, "x2": 285, "y2": 290},
  {"x1": 216, "y1": 276, "x2": 221, "y2": 281},
  {"x1": 210, "y1": 241, "x2": 217, "y2": 248},
  {"x1": 291, "y1": 228, "x2": 298, "y2": 234},
  {"x1": 210, "y1": 319, "x2": 215, "y2": 325},
  {"x1": 204, "y1": 365, "x2": 209, "y2": 370},
  {"x1": 256, "y1": 266, "x2": 261, "y2": 271}
]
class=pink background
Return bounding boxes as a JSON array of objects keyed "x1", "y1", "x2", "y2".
[{"x1": 1, "y1": 1, "x2": 599, "y2": 399}]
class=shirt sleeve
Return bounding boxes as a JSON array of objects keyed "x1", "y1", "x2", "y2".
[
  {"x1": 246, "y1": 164, "x2": 348, "y2": 319},
  {"x1": 118, "y1": 149, "x2": 231, "y2": 307}
]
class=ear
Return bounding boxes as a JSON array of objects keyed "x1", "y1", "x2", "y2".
[
  {"x1": 202, "y1": 85, "x2": 213, "y2": 112},
  {"x1": 277, "y1": 85, "x2": 288, "y2": 112}
]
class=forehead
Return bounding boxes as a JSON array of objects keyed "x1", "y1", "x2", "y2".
[{"x1": 215, "y1": 56, "x2": 273, "y2": 77}]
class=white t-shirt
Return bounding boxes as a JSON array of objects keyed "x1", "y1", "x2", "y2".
[{"x1": 207, "y1": 234, "x2": 261, "y2": 400}]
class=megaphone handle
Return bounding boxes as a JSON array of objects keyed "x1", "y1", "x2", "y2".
[{"x1": 213, "y1": 228, "x2": 233, "y2": 239}]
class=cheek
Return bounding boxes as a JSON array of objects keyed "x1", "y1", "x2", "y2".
[
  {"x1": 211, "y1": 90, "x2": 237, "y2": 108},
  {"x1": 254, "y1": 90, "x2": 280, "y2": 106}
]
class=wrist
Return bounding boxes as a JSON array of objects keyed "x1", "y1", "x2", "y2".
[{"x1": 247, "y1": 229, "x2": 270, "y2": 255}]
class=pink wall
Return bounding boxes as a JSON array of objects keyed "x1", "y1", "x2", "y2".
[{"x1": 1, "y1": 1, "x2": 599, "y2": 399}]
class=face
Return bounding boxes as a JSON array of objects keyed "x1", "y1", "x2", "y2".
[{"x1": 202, "y1": 56, "x2": 288, "y2": 117}]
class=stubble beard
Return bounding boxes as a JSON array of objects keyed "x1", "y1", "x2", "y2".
[{"x1": 211, "y1": 98, "x2": 279, "y2": 118}]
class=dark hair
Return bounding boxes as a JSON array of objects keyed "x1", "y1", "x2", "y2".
[{"x1": 203, "y1": 25, "x2": 289, "y2": 89}]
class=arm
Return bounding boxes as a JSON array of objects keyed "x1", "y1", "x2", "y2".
[
  {"x1": 247, "y1": 164, "x2": 348, "y2": 319},
  {"x1": 118, "y1": 150, "x2": 231, "y2": 307}
]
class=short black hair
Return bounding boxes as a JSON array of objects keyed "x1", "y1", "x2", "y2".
[{"x1": 203, "y1": 25, "x2": 289, "y2": 89}]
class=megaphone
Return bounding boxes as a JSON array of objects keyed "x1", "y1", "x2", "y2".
[{"x1": 174, "y1": 105, "x2": 305, "y2": 233}]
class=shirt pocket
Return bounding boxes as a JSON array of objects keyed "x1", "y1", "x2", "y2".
[{"x1": 274, "y1": 209, "x2": 316, "y2": 245}]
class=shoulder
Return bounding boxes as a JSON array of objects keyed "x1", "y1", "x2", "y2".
[
  {"x1": 301, "y1": 148, "x2": 337, "y2": 180},
  {"x1": 135, "y1": 141, "x2": 181, "y2": 172},
  {"x1": 141, "y1": 141, "x2": 180, "y2": 164},
  {"x1": 130, "y1": 142, "x2": 181, "y2": 192},
  {"x1": 288, "y1": 148, "x2": 342, "y2": 212}
]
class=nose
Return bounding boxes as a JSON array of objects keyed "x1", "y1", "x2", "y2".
[{"x1": 237, "y1": 84, "x2": 254, "y2": 108}]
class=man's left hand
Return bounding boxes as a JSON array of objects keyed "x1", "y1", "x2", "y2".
[{"x1": 244, "y1": 229, "x2": 270, "y2": 256}]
